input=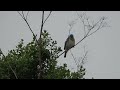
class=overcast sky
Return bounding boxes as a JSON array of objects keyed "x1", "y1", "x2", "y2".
[{"x1": 0, "y1": 11, "x2": 120, "y2": 79}]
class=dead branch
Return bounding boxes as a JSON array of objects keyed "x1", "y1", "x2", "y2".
[
  {"x1": 43, "y1": 11, "x2": 52, "y2": 24},
  {"x1": 17, "y1": 11, "x2": 39, "y2": 45}
]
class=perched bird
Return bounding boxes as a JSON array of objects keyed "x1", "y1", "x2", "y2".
[{"x1": 64, "y1": 34, "x2": 75, "y2": 58}]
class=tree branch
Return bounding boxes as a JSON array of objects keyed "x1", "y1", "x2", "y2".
[
  {"x1": 81, "y1": 51, "x2": 88, "y2": 65},
  {"x1": 76, "y1": 11, "x2": 86, "y2": 36},
  {"x1": 70, "y1": 50, "x2": 77, "y2": 66},
  {"x1": 26, "y1": 11, "x2": 29, "y2": 20},
  {"x1": 17, "y1": 11, "x2": 39, "y2": 45},
  {"x1": 87, "y1": 18, "x2": 105, "y2": 37},
  {"x1": 38, "y1": 11, "x2": 44, "y2": 79},
  {"x1": 17, "y1": 11, "x2": 24, "y2": 19},
  {"x1": 57, "y1": 50, "x2": 65, "y2": 58},
  {"x1": 43, "y1": 11, "x2": 52, "y2": 25},
  {"x1": 22, "y1": 11, "x2": 25, "y2": 18},
  {"x1": 75, "y1": 17, "x2": 104, "y2": 46},
  {"x1": 8, "y1": 63, "x2": 18, "y2": 79}
]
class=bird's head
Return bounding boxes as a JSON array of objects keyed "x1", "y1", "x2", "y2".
[{"x1": 70, "y1": 34, "x2": 74, "y2": 38}]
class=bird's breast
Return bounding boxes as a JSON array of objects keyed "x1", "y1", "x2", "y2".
[{"x1": 66, "y1": 39, "x2": 75, "y2": 50}]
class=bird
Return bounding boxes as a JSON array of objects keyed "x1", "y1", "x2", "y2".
[{"x1": 64, "y1": 34, "x2": 75, "y2": 58}]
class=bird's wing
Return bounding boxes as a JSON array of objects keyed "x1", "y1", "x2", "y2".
[
  {"x1": 71, "y1": 36, "x2": 75, "y2": 45},
  {"x1": 64, "y1": 36, "x2": 69, "y2": 50}
]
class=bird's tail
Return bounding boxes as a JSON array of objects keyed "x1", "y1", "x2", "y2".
[{"x1": 64, "y1": 51, "x2": 67, "y2": 58}]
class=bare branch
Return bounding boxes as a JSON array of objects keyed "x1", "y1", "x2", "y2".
[
  {"x1": 22, "y1": 11, "x2": 25, "y2": 18},
  {"x1": 39, "y1": 11, "x2": 45, "y2": 41},
  {"x1": 24, "y1": 19, "x2": 39, "y2": 45},
  {"x1": 17, "y1": 11, "x2": 39, "y2": 45},
  {"x1": 57, "y1": 50, "x2": 65, "y2": 58},
  {"x1": 75, "y1": 16, "x2": 105, "y2": 47},
  {"x1": 38, "y1": 11, "x2": 45, "y2": 79},
  {"x1": 75, "y1": 47, "x2": 88, "y2": 71},
  {"x1": 8, "y1": 63, "x2": 18, "y2": 79},
  {"x1": 43, "y1": 11, "x2": 52, "y2": 25},
  {"x1": 76, "y1": 11, "x2": 86, "y2": 36},
  {"x1": 87, "y1": 18, "x2": 105, "y2": 37},
  {"x1": 70, "y1": 50, "x2": 78, "y2": 66},
  {"x1": 26, "y1": 11, "x2": 29, "y2": 20},
  {"x1": 81, "y1": 51, "x2": 88, "y2": 65},
  {"x1": 86, "y1": 17, "x2": 90, "y2": 26},
  {"x1": 17, "y1": 11, "x2": 24, "y2": 19}
]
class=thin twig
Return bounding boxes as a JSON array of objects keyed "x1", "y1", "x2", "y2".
[
  {"x1": 17, "y1": 11, "x2": 24, "y2": 19},
  {"x1": 26, "y1": 11, "x2": 29, "y2": 20},
  {"x1": 81, "y1": 51, "x2": 88, "y2": 65},
  {"x1": 24, "y1": 19, "x2": 39, "y2": 45},
  {"x1": 43, "y1": 11, "x2": 52, "y2": 24},
  {"x1": 70, "y1": 50, "x2": 78, "y2": 66},
  {"x1": 8, "y1": 63, "x2": 18, "y2": 79},
  {"x1": 76, "y1": 11, "x2": 86, "y2": 36},
  {"x1": 87, "y1": 19, "x2": 90, "y2": 26},
  {"x1": 77, "y1": 50, "x2": 88, "y2": 71},
  {"x1": 22, "y1": 11, "x2": 25, "y2": 18},
  {"x1": 87, "y1": 18, "x2": 104, "y2": 37}
]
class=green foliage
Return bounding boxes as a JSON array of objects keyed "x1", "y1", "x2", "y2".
[{"x1": 0, "y1": 30, "x2": 86, "y2": 79}]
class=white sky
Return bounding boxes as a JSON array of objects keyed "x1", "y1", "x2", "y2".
[{"x1": 0, "y1": 11, "x2": 120, "y2": 79}]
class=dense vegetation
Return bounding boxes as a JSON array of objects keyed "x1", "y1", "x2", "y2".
[{"x1": 0, "y1": 30, "x2": 85, "y2": 79}]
